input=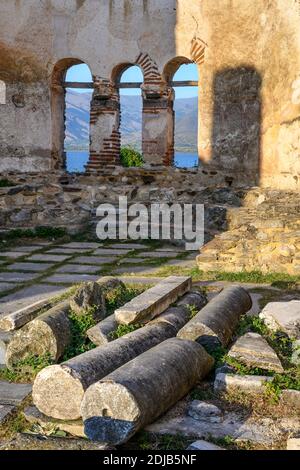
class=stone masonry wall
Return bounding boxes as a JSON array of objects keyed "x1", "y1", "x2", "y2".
[{"x1": 0, "y1": 1, "x2": 300, "y2": 189}]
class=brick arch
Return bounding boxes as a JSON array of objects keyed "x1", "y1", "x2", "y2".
[
  {"x1": 163, "y1": 56, "x2": 193, "y2": 84},
  {"x1": 50, "y1": 58, "x2": 92, "y2": 170},
  {"x1": 111, "y1": 62, "x2": 144, "y2": 86}
]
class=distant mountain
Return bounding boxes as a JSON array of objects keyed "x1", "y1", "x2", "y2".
[{"x1": 65, "y1": 90, "x2": 198, "y2": 152}]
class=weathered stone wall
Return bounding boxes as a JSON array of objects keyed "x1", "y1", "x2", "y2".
[{"x1": 0, "y1": 1, "x2": 300, "y2": 189}]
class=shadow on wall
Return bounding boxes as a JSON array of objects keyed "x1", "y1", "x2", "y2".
[{"x1": 211, "y1": 66, "x2": 262, "y2": 187}]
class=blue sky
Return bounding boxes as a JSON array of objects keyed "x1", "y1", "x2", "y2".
[{"x1": 66, "y1": 63, "x2": 198, "y2": 99}]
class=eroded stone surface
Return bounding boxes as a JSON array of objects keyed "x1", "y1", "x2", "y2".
[
  {"x1": 56, "y1": 264, "x2": 101, "y2": 274},
  {"x1": 72, "y1": 256, "x2": 117, "y2": 265},
  {"x1": 187, "y1": 440, "x2": 224, "y2": 450},
  {"x1": 23, "y1": 406, "x2": 85, "y2": 438},
  {"x1": 0, "y1": 405, "x2": 15, "y2": 425},
  {"x1": 42, "y1": 274, "x2": 100, "y2": 284},
  {"x1": 228, "y1": 332, "x2": 284, "y2": 372},
  {"x1": 0, "y1": 380, "x2": 32, "y2": 406},
  {"x1": 214, "y1": 373, "x2": 273, "y2": 394},
  {"x1": 0, "y1": 272, "x2": 39, "y2": 283},
  {"x1": 0, "y1": 283, "x2": 16, "y2": 294},
  {"x1": 187, "y1": 400, "x2": 222, "y2": 423},
  {"x1": 0, "y1": 284, "x2": 67, "y2": 317},
  {"x1": 7, "y1": 262, "x2": 54, "y2": 272},
  {"x1": 93, "y1": 248, "x2": 132, "y2": 256},
  {"x1": 259, "y1": 301, "x2": 300, "y2": 339},
  {"x1": 0, "y1": 252, "x2": 28, "y2": 259},
  {"x1": 27, "y1": 254, "x2": 71, "y2": 262},
  {"x1": 115, "y1": 276, "x2": 192, "y2": 325},
  {"x1": 146, "y1": 414, "x2": 278, "y2": 445},
  {"x1": 281, "y1": 389, "x2": 300, "y2": 410},
  {"x1": 70, "y1": 281, "x2": 106, "y2": 320},
  {"x1": 287, "y1": 438, "x2": 300, "y2": 450}
]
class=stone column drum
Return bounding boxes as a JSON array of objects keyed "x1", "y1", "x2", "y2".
[{"x1": 81, "y1": 338, "x2": 214, "y2": 445}]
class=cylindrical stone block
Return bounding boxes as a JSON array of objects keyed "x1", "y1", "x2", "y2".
[
  {"x1": 6, "y1": 301, "x2": 71, "y2": 369},
  {"x1": 32, "y1": 294, "x2": 201, "y2": 420},
  {"x1": 177, "y1": 286, "x2": 252, "y2": 350},
  {"x1": 81, "y1": 338, "x2": 214, "y2": 445}
]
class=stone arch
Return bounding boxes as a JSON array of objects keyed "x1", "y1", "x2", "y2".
[
  {"x1": 51, "y1": 58, "x2": 92, "y2": 170},
  {"x1": 163, "y1": 56, "x2": 193, "y2": 84}
]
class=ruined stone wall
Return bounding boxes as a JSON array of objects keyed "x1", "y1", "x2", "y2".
[{"x1": 0, "y1": 1, "x2": 300, "y2": 189}]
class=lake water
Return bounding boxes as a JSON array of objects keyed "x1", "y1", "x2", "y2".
[{"x1": 66, "y1": 151, "x2": 199, "y2": 172}]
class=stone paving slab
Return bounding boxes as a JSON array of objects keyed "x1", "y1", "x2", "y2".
[
  {"x1": 0, "y1": 272, "x2": 40, "y2": 283},
  {"x1": 14, "y1": 246, "x2": 43, "y2": 252},
  {"x1": 120, "y1": 257, "x2": 152, "y2": 264},
  {"x1": 27, "y1": 254, "x2": 71, "y2": 263},
  {"x1": 7, "y1": 262, "x2": 54, "y2": 272},
  {"x1": 71, "y1": 256, "x2": 118, "y2": 265},
  {"x1": 137, "y1": 251, "x2": 181, "y2": 258},
  {"x1": 165, "y1": 258, "x2": 196, "y2": 267},
  {"x1": 0, "y1": 380, "x2": 32, "y2": 406},
  {"x1": 112, "y1": 265, "x2": 162, "y2": 276},
  {"x1": 146, "y1": 414, "x2": 277, "y2": 445},
  {"x1": 0, "y1": 405, "x2": 16, "y2": 425},
  {"x1": 59, "y1": 242, "x2": 101, "y2": 249},
  {"x1": 120, "y1": 277, "x2": 161, "y2": 285},
  {"x1": 0, "y1": 251, "x2": 29, "y2": 259},
  {"x1": 46, "y1": 248, "x2": 93, "y2": 255},
  {"x1": 0, "y1": 284, "x2": 67, "y2": 316},
  {"x1": 107, "y1": 243, "x2": 147, "y2": 250},
  {"x1": 42, "y1": 274, "x2": 100, "y2": 284},
  {"x1": 93, "y1": 248, "x2": 133, "y2": 256},
  {"x1": 55, "y1": 264, "x2": 102, "y2": 274},
  {"x1": 0, "y1": 283, "x2": 16, "y2": 294}
]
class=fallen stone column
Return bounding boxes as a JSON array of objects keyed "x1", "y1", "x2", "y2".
[
  {"x1": 6, "y1": 301, "x2": 71, "y2": 368},
  {"x1": 0, "y1": 331, "x2": 13, "y2": 366},
  {"x1": 0, "y1": 299, "x2": 53, "y2": 332},
  {"x1": 32, "y1": 292, "x2": 202, "y2": 420},
  {"x1": 87, "y1": 291, "x2": 207, "y2": 346},
  {"x1": 86, "y1": 314, "x2": 118, "y2": 346},
  {"x1": 177, "y1": 286, "x2": 252, "y2": 349},
  {"x1": 114, "y1": 276, "x2": 192, "y2": 325},
  {"x1": 81, "y1": 338, "x2": 214, "y2": 445}
]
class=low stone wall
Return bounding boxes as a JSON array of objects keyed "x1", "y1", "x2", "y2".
[{"x1": 0, "y1": 168, "x2": 244, "y2": 236}]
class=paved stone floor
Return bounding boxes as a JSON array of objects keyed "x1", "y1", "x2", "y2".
[{"x1": 0, "y1": 240, "x2": 197, "y2": 316}]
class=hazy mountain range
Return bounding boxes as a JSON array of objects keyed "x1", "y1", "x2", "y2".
[{"x1": 65, "y1": 90, "x2": 198, "y2": 153}]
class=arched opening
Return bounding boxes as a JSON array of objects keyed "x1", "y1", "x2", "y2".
[
  {"x1": 51, "y1": 59, "x2": 93, "y2": 171},
  {"x1": 64, "y1": 64, "x2": 93, "y2": 172},
  {"x1": 164, "y1": 58, "x2": 199, "y2": 168},
  {"x1": 116, "y1": 65, "x2": 143, "y2": 166},
  {"x1": 0, "y1": 80, "x2": 6, "y2": 104}
]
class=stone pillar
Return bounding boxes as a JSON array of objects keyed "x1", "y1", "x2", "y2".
[
  {"x1": 51, "y1": 78, "x2": 66, "y2": 170},
  {"x1": 141, "y1": 83, "x2": 175, "y2": 167},
  {"x1": 86, "y1": 78, "x2": 121, "y2": 172}
]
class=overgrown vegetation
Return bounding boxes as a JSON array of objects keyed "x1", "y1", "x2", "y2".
[
  {"x1": 105, "y1": 284, "x2": 147, "y2": 315},
  {"x1": 109, "y1": 323, "x2": 141, "y2": 340},
  {"x1": 154, "y1": 266, "x2": 300, "y2": 289},
  {"x1": 0, "y1": 354, "x2": 54, "y2": 383},
  {"x1": 134, "y1": 431, "x2": 192, "y2": 451},
  {"x1": 62, "y1": 307, "x2": 97, "y2": 361},
  {"x1": 120, "y1": 146, "x2": 144, "y2": 167},
  {"x1": 0, "y1": 178, "x2": 16, "y2": 187},
  {"x1": 0, "y1": 226, "x2": 67, "y2": 243},
  {"x1": 187, "y1": 304, "x2": 198, "y2": 320},
  {"x1": 217, "y1": 314, "x2": 300, "y2": 402}
]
